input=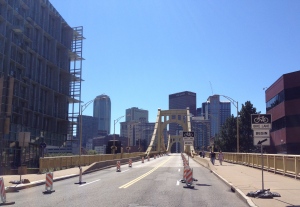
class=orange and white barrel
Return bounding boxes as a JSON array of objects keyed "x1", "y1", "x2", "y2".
[
  {"x1": 129, "y1": 159, "x2": 132, "y2": 167},
  {"x1": 185, "y1": 168, "x2": 193, "y2": 185},
  {"x1": 116, "y1": 161, "x2": 121, "y2": 172},
  {"x1": 45, "y1": 172, "x2": 54, "y2": 192},
  {"x1": 0, "y1": 177, "x2": 6, "y2": 203}
]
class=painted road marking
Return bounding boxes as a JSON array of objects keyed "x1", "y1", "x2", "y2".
[
  {"x1": 119, "y1": 157, "x2": 172, "y2": 189},
  {"x1": 79, "y1": 179, "x2": 101, "y2": 187}
]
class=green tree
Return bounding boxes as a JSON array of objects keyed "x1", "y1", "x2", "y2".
[
  {"x1": 215, "y1": 115, "x2": 237, "y2": 152},
  {"x1": 239, "y1": 101, "x2": 259, "y2": 152}
]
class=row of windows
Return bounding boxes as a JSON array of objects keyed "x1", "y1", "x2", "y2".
[
  {"x1": 266, "y1": 86, "x2": 300, "y2": 111},
  {"x1": 271, "y1": 114, "x2": 300, "y2": 132}
]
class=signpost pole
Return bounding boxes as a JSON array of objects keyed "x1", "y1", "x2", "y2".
[{"x1": 261, "y1": 143, "x2": 264, "y2": 191}]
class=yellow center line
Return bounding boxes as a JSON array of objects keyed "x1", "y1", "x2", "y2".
[{"x1": 119, "y1": 156, "x2": 172, "y2": 189}]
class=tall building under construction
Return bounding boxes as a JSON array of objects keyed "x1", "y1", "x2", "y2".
[{"x1": 0, "y1": 0, "x2": 84, "y2": 174}]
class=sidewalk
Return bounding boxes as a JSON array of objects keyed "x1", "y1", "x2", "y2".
[
  {"x1": 1, "y1": 166, "x2": 89, "y2": 191},
  {"x1": 193, "y1": 156, "x2": 300, "y2": 207}
]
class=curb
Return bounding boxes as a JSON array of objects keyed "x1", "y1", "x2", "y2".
[
  {"x1": 5, "y1": 160, "x2": 139, "y2": 192},
  {"x1": 193, "y1": 157, "x2": 257, "y2": 207}
]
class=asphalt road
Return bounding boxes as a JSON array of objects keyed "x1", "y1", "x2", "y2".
[{"x1": 6, "y1": 154, "x2": 248, "y2": 207}]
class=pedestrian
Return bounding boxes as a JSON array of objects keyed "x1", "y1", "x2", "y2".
[
  {"x1": 199, "y1": 151, "x2": 202, "y2": 157},
  {"x1": 202, "y1": 150, "x2": 205, "y2": 158},
  {"x1": 210, "y1": 150, "x2": 216, "y2": 165},
  {"x1": 218, "y1": 150, "x2": 224, "y2": 165}
]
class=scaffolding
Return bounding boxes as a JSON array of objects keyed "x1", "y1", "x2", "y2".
[{"x1": 68, "y1": 26, "x2": 85, "y2": 141}]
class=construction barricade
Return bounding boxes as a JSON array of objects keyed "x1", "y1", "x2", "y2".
[
  {"x1": 129, "y1": 159, "x2": 132, "y2": 167},
  {"x1": 116, "y1": 161, "x2": 121, "y2": 172},
  {"x1": 43, "y1": 172, "x2": 55, "y2": 194},
  {"x1": 0, "y1": 177, "x2": 15, "y2": 205}
]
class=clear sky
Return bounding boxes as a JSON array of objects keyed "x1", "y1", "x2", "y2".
[{"x1": 50, "y1": 0, "x2": 300, "y2": 133}]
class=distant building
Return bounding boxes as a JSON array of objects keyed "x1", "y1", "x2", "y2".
[
  {"x1": 126, "y1": 107, "x2": 148, "y2": 123},
  {"x1": 120, "y1": 107, "x2": 155, "y2": 151},
  {"x1": 93, "y1": 94, "x2": 111, "y2": 134},
  {"x1": 191, "y1": 116, "x2": 210, "y2": 150},
  {"x1": 265, "y1": 70, "x2": 300, "y2": 154},
  {"x1": 76, "y1": 115, "x2": 98, "y2": 150},
  {"x1": 204, "y1": 95, "x2": 231, "y2": 138}
]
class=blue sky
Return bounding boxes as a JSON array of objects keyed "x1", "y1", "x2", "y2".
[{"x1": 50, "y1": 0, "x2": 300, "y2": 133}]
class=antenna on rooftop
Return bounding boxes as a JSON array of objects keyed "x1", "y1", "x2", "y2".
[{"x1": 209, "y1": 81, "x2": 214, "y2": 95}]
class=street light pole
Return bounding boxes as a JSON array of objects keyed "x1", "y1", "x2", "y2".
[
  {"x1": 75, "y1": 98, "x2": 94, "y2": 185},
  {"x1": 113, "y1": 116, "x2": 124, "y2": 154},
  {"x1": 218, "y1": 95, "x2": 239, "y2": 152}
]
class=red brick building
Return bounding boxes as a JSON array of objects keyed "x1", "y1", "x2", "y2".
[{"x1": 265, "y1": 70, "x2": 300, "y2": 154}]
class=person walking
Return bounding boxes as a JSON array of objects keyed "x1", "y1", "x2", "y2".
[
  {"x1": 210, "y1": 150, "x2": 216, "y2": 165},
  {"x1": 218, "y1": 150, "x2": 224, "y2": 165}
]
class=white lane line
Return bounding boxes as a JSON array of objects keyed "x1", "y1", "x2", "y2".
[
  {"x1": 121, "y1": 169, "x2": 129, "y2": 173},
  {"x1": 79, "y1": 179, "x2": 101, "y2": 187},
  {"x1": 176, "y1": 180, "x2": 180, "y2": 186},
  {"x1": 178, "y1": 169, "x2": 181, "y2": 172}
]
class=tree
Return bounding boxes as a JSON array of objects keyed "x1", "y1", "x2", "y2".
[
  {"x1": 239, "y1": 101, "x2": 260, "y2": 152},
  {"x1": 215, "y1": 115, "x2": 237, "y2": 152}
]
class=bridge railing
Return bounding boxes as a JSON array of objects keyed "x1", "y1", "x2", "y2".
[
  {"x1": 39, "y1": 152, "x2": 143, "y2": 173},
  {"x1": 215, "y1": 152, "x2": 300, "y2": 179}
]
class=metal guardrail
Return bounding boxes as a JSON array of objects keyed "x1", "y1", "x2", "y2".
[
  {"x1": 216, "y1": 152, "x2": 300, "y2": 179},
  {"x1": 39, "y1": 152, "x2": 144, "y2": 173}
]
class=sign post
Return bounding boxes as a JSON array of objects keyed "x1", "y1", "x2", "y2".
[{"x1": 251, "y1": 114, "x2": 272, "y2": 192}]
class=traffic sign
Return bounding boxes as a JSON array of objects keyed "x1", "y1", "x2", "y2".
[
  {"x1": 183, "y1": 137, "x2": 194, "y2": 141},
  {"x1": 252, "y1": 124, "x2": 272, "y2": 129},
  {"x1": 183, "y1": 131, "x2": 194, "y2": 138},
  {"x1": 251, "y1": 114, "x2": 272, "y2": 129},
  {"x1": 253, "y1": 137, "x2": 270, "y2": 146},
  {"x1": 253, "y1": 129, "x2": 270, "y2": 137},
  {"x1": 40, "y1": 142, "x2": 47, "y2": 148},
  {"x1": 184, "y1": 141, "x2": 193, "y2": 146}
]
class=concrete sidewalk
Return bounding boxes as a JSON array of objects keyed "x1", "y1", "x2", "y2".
[
  {"x1": 193, "y1": 156, "x2": 300, "y2": 207},
  {"x1": 1, "y1": 166, "x2": 89, "y2": 191}
]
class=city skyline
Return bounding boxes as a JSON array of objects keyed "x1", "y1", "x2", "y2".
[{"x1": 50, "y1": 0, "x2": 300, "y2": 134}]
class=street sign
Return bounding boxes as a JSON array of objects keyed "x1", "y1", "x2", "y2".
[
  {"x1": 40, "y1": 142, "x2": 47, "y2": 148},
  {"x1": 183, "y1": 137, "x2": 194, "y2": 141},
  {"x1": 253, "y1": 137, "x2": 270, "y2": 146},
  {"x1": 251, "y1": 114, "x2": 272, "y2": 129},
  {"x1": 183, "y1": 131, "x2": 194, "y2": 138},
  {"x1": 252, "y1": 124, "x2": 272, "y2": 129},
  {"x1": 184, "y1": 141, "x2": 193, "y2": 146},
  {"x1": 253, "y1": 129, "x2": 270, "y2": 137}
]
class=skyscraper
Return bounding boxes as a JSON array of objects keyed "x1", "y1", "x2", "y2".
[
  {"x1": 93, "y1": 95, "x2": 111, "y2": 135},
  {"x1": 126, "y1": 107, "x2": 148, "y2": 123},
  {"x1": 0, "y1": 0, "x2": 83, "y2": 173},
  {"x1": 169, "y1": 91, "x2": 196, "y2": 135},
  {"x1": 204, "y1": 95, "x2": 231, "y2": 138}
]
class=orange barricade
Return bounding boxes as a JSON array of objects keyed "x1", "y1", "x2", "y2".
[
  {"x1": 43, "y1": 172, "x2": 55, "y2": 194},
  {"x1": 116, "y1": 161, "x2": 121, "y2": 172},
  {"x1": 129, "y1": 159, "x2": 132, "y2": 167}
]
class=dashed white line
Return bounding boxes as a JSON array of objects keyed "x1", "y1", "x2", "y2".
[{"x1": 79, "y1": 179, "x2": 101, "y2": 187}]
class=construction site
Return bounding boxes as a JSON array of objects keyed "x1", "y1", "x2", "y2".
[{"x1": 0, "y1": 0, "x2": 84, "y2": 174}]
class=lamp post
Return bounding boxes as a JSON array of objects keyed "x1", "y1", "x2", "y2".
[
  {"x1": 218, "y1": 94, "x2": 239, "y2": 152},
  {"x1": 112, "y1": 116, "x2": 124, "y2": 154},
  {"x1": 75, "y1": 98, "x2": 94, "y2": 185}
]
